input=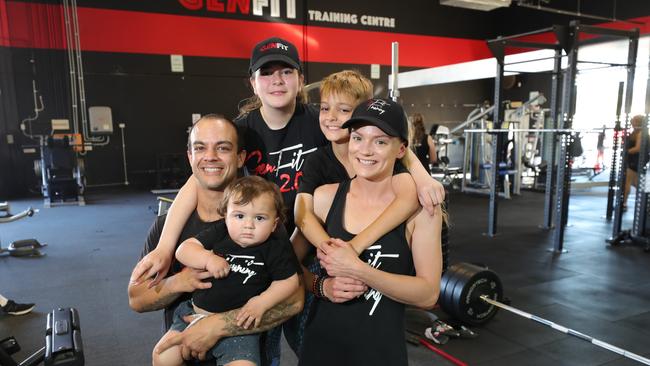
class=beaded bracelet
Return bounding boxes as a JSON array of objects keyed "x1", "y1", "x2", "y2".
[
  {"x1": 311, "y1": 275, "x2": 320, "y2": 297},
  {"x1": 317, "y1": 275, "x2": 328, "y2": 300}
]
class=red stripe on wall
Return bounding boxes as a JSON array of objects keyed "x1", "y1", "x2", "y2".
[
  {"x1": 78, "y1": 8, "x2": 493, "y2": 68},
  {"x1": 0, "y1": 0, "x2": 9, "y2": 46},
  {"x1": 4, "y1": 2, "x2": 650, "y2": 68},
  {"x1": 3, "y1": 1, "x2": 66, "y2": 49},
  {"x1": 4, "y1": 2, "x2": 491, "y2": 68}
]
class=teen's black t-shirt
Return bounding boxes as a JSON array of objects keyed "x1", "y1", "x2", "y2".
[
  {"x1": 297, "y1": 144, "x2": 349, "y2": 196},
  {"x1": 236, "y1": 103, "x2": 327, "y2": 232},
  {"x1": 299, "y1": 179, "x2": 414, "y2": 366},
  {"x1": 192, "y1": 220, "x2": 299, "y2": 313}
]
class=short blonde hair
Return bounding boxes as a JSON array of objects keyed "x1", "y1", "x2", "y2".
[{"x1": 320, "y1": 70, "x2": 373, "y2": 104}]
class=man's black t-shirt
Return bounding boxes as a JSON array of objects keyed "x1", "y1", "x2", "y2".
[
  {"x1": 235, "y1": 103, "x2": 327, "y2": 231},
  {"x1": 192, "y1": 220, "x2": 298, "y2": 313},
  {"x1": 141, "y1": 211, "x2": 215, "y2": 331}
]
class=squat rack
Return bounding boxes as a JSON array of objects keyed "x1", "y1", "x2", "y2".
[{"x1": 485, "y1": 21, "x2": 639, "y2": 252}]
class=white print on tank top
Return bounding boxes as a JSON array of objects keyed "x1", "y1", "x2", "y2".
[
  {"x1": 227, "y1": 255, "x2": 264, "y2": 284},
  {"x1": 363, "y1": 245, "x2": 399, "y2": 316},
  {"x1": 268, "y1": 143, "x2": 317, "y2": 177}
]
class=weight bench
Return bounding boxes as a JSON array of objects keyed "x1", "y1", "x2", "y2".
[{"x1": 0, "y1": 202, "x2": 46, "y2": 257}]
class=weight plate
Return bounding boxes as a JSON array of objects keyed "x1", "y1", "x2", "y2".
[
  {"x1": 439, "y1": 263, "x2": 463, "y2": 314},
  {"x1": 457, "y1": 269, "x2": 502, "y2": 325},
  {"x1": 441, "y1": 262, "x2": 503, "y2": 326},
  {"x1": 441, "y1": 263, "x2": 473, "y2": 319},
  {"x1": 449, "y1": 263, "x2": 479, "y2": 321}
]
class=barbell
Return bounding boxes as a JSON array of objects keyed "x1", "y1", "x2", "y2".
[{"x1": 440, "y1": 262, "x2": 650, "y2": 365}]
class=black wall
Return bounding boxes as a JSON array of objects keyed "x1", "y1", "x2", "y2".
[{"x1": 1, "y1": 0, "x2": 649, "y2": 197}]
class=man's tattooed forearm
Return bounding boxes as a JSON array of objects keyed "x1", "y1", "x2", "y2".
[
  {"x1": 139, "y1": 292, "x2": 178, "y2": 312},
  {"x1": 222, "y1": 303, "x2": 296, "y2": 336}
]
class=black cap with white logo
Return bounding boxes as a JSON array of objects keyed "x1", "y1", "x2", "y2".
[
  {"x1": 342, "y1": 98, "x2": 409, "y2": 146},
  {"x1": 249, "y1": 37, "x2": 301, "y2": 74}
]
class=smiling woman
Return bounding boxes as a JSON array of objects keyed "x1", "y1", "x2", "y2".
[{"x1": 299, "y1": 99, "x2": 443, "y2": 366}]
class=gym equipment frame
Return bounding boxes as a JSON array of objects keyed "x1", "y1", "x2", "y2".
[{"x1": 485, "y1": 21, "x2": 639, "y2": 252}]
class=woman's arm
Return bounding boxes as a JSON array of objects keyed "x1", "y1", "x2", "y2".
[
  {"x1": 427, "y1": 135, "x2": 438, "y2": 164},
  {"x1": 319, "y1": 206, "x2": 442, "y2": 309},
  {"x1": 130, "y1": 176, "x2": 199, "y2": 285},
  {"x1": 404, "y1": 148, "x2": 445, "y2": 215},
  {"x1": 291, "y1": 227, "x2": 366, "y2": 302},
  {"x1": 348, "y1": 173, "x2": 418, "y2": 254}
]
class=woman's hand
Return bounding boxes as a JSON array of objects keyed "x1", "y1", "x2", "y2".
[
  {"x1": 322, "y1": 276, "x2": 367, "y2": 303},
  {"x1": 318, "y1": 238, "x2": 363, "y2": 278}
]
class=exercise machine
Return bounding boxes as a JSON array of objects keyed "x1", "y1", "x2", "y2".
[
  {"x1": 0, "y1": 307, "x2": 84, "y2": 366},
  {"x1": 33, "y1": 135, "x2": 86, "y2": 208},
  {"x1": 0, "y1": 202, "x2": 46, "y2": 257}
]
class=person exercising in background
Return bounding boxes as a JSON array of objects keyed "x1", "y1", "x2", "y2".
[
  {"x1": 410, "y1": 113, "x2": 437, "y2": 175},
  {"x1": 623, "y1": 115, "x2": 646, "y2": 211},
  {"x1": 0, "y1": 293, "x2": 34, "y2": 316}
]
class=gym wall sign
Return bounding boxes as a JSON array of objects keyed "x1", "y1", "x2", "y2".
[
  {"x1": 307, "y1": 10, "x2": 396, "y2": 29},
  {"x1": 177, "y1": 0, "x2": 396, "y2": 29},
  {"x1": 178, "y1": 0, "x2": 297, "y2": 19}
]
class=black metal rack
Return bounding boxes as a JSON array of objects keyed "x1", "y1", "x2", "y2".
[{"x1": 486, "y1": 21, "x2": 639, "y2": 252}]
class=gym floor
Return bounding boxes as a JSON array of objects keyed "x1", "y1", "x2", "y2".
[{"x1": 1, "y1": 187, "x2": 649, "y2": 365}]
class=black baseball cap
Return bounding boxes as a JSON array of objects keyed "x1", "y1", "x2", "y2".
[
  {"x1": 249, "y1": 37, "x2": 301, "y2": 74},
  {"x1": 342, "y1": 98, "x2": 409, "y2": 146}
]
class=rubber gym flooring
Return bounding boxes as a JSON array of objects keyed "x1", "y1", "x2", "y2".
[{"x1": 1, "y1": 186, "x2": 649, "y2": 365}]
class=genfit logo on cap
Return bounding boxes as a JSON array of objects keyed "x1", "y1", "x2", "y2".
[
  {"x1": 367, "y1": 99, "x2": 390, "y2": 115},
  {"x1": 260, "y1": 42, "x2": 289, "y2": 52}
]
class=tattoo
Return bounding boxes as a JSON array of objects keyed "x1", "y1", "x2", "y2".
[
  {"x1": 222, "y1": 303, "x2": 296, "y2": 336},
  {"x1": 140, "y1": 291, "x2": 179, "y2": 312}
]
